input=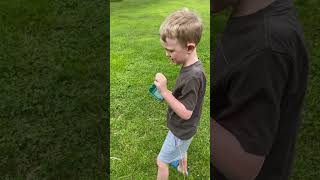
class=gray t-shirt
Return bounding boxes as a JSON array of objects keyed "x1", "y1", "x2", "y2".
[{"x1": 167, "y1": 60, "x2": 206, "y2": 140}]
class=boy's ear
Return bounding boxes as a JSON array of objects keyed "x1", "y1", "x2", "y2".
[{"x1": 186, "y1": 43, "x2": 196, "y2": 53}]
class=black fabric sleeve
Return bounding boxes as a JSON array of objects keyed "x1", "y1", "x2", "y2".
[
  {"x1": 220, "y1": 50, "x2": 290, "y2": 156},
  {"x1": 180, "y1": 77, "x2": 201, "y2": 111}
]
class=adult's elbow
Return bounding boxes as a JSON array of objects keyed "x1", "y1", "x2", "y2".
[
  {"x1": 225, "y1": 153, "x2": 265, "y2": 180},
  {"x1": 226, "y1": 171, "x2": 259, "y2": 180},
  {"x1": 230, "y1": 173, "x2": 258, "y2": 180}
]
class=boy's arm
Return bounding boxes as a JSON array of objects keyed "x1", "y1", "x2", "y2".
[
  {"x1": 161, "y1": 90, "x2": 192, "y2": 120},
  {"x1": 154, "y1": 73, "x2": 193, "y2": 120}
]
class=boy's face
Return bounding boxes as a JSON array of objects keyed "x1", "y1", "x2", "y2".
[{"x1": 161, "y1": 37, "x2": 188, "y2": 65}]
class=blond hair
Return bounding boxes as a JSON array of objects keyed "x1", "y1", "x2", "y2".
[{"x1": 159, "y1": 8, "x2": 203, "y2": 47}]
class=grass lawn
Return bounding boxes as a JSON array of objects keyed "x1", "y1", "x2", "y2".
[
  {"x1": 212, "y1": 0, "x2": 320, "y2": 179},
  {"x1": 290, "y1": 0, "x2": 320, "y2": 179},
  {"x1": 0, "y1": 0, "x2": 107, "y2": 178},
  {"x1": 110, "y1": 0, "x2": 210, "y2": 179}
]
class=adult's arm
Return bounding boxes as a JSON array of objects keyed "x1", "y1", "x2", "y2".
[
  {"x1": 211, "y1": 50, "x2": 290, "y2": 179},
  {"x1": 211, "y1": 119, "x2": 265, "y2": 180}
]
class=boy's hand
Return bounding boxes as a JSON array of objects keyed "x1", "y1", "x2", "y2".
[{"x1": 154, "y1": 73, "x2": 167, "y2": 94}]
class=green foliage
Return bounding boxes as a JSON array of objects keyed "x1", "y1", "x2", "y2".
[{"x1": 291, "y1": 0, "x2": 320, "y2": 179}]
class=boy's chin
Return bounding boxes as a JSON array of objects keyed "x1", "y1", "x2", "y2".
[
  {"x1": 172, "y1": 61, "x2": 181, "y2": 66},
  {"x1": 171, "y1": 60, "x2": 183, "y2": 65},
  {"x1": 170, "y1": 59, "x2": 178, "y2": 64}
]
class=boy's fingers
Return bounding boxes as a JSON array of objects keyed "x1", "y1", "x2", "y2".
[
  {"x1": 155, "y1": 73, "x2": 160, "y2": 80},
  {"x1": 155, "y1": 76, "x2": 163, "y2": 82},
  {"x1": 154, "y1": 82, "x2": 161, "y2": 89},
  {"x1": 156, "y1": 73, "x2": 164, "y2": 78}
]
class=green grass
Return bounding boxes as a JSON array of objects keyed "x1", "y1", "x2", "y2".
[
  {"x1": 212, "y1": 1, "x2": 320, "y2": 179},
  {"x1": 290, "y1": 0, "x2": 320, "y2": 179},
  {"x1": 110, "y1": 0, "x2": 210, "y2": 179},
  {"x1": 0, "y1": 0, "x2": 108, "y2": 178}
]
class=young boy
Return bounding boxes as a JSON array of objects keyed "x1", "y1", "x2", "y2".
[{"x1": 154, "y1": 8, "x2": 206, "y2": 180}]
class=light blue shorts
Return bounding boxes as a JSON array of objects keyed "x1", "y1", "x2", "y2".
[{"x1": 158, "y1": 131, "x2": 193, "y2": 164}]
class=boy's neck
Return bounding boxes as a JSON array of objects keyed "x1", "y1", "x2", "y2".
[{"x1": 183, "y1": 50, "x2": 199, "y2": 67}]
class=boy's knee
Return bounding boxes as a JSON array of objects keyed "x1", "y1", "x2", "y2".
[{"x1": 156, "y1": 158, "x2": 168, "y2": 169}]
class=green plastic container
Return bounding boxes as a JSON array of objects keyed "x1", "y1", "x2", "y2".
[{"x1": 149, "y1": 84, "x2": 164, "y2": 102}]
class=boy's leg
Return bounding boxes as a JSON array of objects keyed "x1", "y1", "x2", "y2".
[
  {"x1": 174, "y1": 136, "x2": 192, "y2": 175},
  {"x1": 178, "y1": 153, "x2": 188, "y2": 174},
  {"x1": 157, "y1": 158, "x2": 169, "y2": 180},
  {"x1": 157, "y1": 131, "x2": 175, "y2": 179}
]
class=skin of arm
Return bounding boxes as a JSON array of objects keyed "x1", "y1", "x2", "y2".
[
  {"x1": 154, "y1": 73, "x2": 192, "y2": 120},
  {"x1": 211, "y1": 118, "x2": 265, "y2": 180}
]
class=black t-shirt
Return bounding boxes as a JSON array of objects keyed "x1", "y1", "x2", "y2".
[
  {"x1": 168, "y1": 60, "x2": 206, "y2": 140},
  {"x1": 211, "y1": 0, "x2": 309, "y2": 179}
]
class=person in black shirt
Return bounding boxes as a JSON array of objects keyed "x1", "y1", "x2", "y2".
[{"x1": 211, "y1": 0, "x2": 309, "y2": 179}]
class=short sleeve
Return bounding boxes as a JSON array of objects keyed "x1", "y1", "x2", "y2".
[
  {"x1": 220, "y1": 50, "x2": 289, "y2": 156},
  {"x1": 180, "y1": 77, "x2": 201, "y2": 111}
]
